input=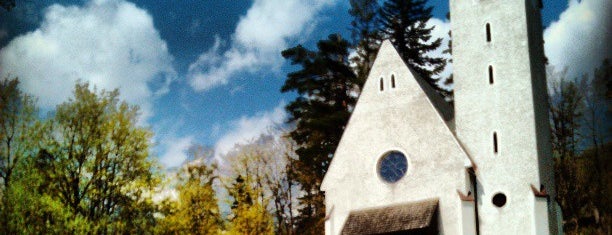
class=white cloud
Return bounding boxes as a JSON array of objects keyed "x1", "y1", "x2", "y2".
[
  {"x1": 544, "y1": 0, "x2": 612, "y2": 79},
  {"x1": 214, "y1": 102, "x2": 287, "y2": 160},
  {"x1": 233, "y1": 0, "x2": 331, "y2": 52},
  {"x1": 0, "y1": 0, "x2": 176, "y2": 121},
  {"x1": 159, "y1": 136, "x2": 194, "y2": 168},
  {"x1": 188, "y1": 0, "x2": 336, "y2": 91}
]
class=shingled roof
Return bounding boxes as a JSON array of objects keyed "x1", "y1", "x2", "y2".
[{"x1": 341, "y1": 198, "x2": 439, "y2": 235}]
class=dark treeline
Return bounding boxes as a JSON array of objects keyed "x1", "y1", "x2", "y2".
[
  {"x1": 548, "y1": 60, "x2": 611, "y2": 234},
  {"x1": 0, "y1": 0, "x2": 15, "y2": 11}
]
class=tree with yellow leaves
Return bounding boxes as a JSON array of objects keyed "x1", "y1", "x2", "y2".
[{"x1": 226, "y1": 175, "x2": 274, "y2": 235}]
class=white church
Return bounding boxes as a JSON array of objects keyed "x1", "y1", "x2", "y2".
[{"x1": 321, "y1": 1, "x2": 562, "y2": 234}]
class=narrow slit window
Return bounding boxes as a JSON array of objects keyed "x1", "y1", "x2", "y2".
[
  {"x1": 391, "y1": 75, "x2": 396, "y2": 88},
  {"x1": 489, "y1": 66, "x2": 494, "y2": 84},
  {"x1": 380, "y1": 77, "x2": 384, "y2": 91},
  {"x1": 493, "y1": 132, "x2": 498, "y2": 154},
  {"x1": 486, "y1": 23, "x2": 491, "y2": 42}
]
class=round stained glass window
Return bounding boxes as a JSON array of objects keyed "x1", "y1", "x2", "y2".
[{"x1": 378, "y1": 151, "x2": 408, "y2": 183}]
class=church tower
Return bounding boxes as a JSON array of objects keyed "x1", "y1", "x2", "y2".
[{"x1": 450, "y1": 1, "x2": 559, "y2": 234}]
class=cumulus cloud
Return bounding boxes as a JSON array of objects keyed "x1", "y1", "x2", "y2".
[
  {"x1": 0, "y1": 0, "x2": 176, "y2": 121},
  {"x1": 159, "y1": 136, "x2": 194, "y2": 168},
  {"x1": 188, "y1": 0, "x2": 336, "y2": 91},
  {"x1": 544, "y1": 0, "x2": 612, "y2": 79},
  {"x1": 214, "y1": 102, "x2": 287, "y2": 160}
]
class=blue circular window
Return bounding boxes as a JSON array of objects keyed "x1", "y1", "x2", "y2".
[{"x1": 378, "y1": 151, "x2": 408, "y2": 183}]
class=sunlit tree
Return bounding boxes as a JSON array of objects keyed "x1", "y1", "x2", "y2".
[
  {"x1": 34, "y1": 82, "x2": 160, "y2": 233},
  {"x1": 156, "y1": 155, "x2": 223, "y2": 234}
]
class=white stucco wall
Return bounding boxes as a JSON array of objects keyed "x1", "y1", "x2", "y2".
[
  {"x1": 321, "y1": 41, "x2": 471, "y2": 235},
  {"x1": 450, "y1": 0, "x2": 558, "y2": 234},
  {"x1": 321, "y1": 1, "x2": 558, "y2": 233}
]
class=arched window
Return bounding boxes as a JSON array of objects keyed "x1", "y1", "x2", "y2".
[
  {"x1": 391, "y1": 75, "x2": 396, "y2": 88},
  {"x1": 486, "y1": 23, "x2": 492, "y2": 42},
  {"x1": 489, "y1": 66, "x2": 494, "y2": 84},
  {"x1": 380, "y1": 77, "x2": 384, "y2": 91},
  {"x1": 493, "y1": 132, "x2": 498, "y2": 154}
]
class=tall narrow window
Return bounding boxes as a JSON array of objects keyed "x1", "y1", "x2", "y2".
[
  {"x1": 391, "y1": 75, "x2": 396, "y2": 88},
  {"x1": 486, "y1": 23, "x2": 491, "y2": 42},
  {"x1": 489, "y1": 66, "x2": 494, "y2": 84},
  {"x1": 493, "y1": 132, "x2": 498, "y2": 154},
  {"x1": 380, "y1": 77, "x2": 384, "y2": 91}
]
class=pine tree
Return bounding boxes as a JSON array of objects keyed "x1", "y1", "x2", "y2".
[
  {"x1": 281, "y1": 34, "x2": 358, "y2": 234},
  {"x1": 349, "y1": 0, "x2": 382, "y2": 86},
  {"x1": 0, "y1": 0, "x2": 15, "y2": 11},
  {"x1": 443, "y1": 12, "x2": 454, "y2": 103},
  {"x1": 379, "y1": 0, "x2": 449, "y2": 97}
]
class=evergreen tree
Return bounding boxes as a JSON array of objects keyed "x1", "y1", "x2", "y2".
[
  {"x1": 0, "y1": 0, "x2": 15, "y2": 11},
  {"x1": 378, "y1": 0, "x2": 449, "y2": 97},
  {"x1": 349, "y1": 0, "x2": 382, "y2": 86},
  {"x1": 443, "y1": 12, "x2": 454, "y2": 103},
  {"x1": 281, "y1": 34, "x2": 358, "y2": 234}
]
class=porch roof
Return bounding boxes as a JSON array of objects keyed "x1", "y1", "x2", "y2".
[{"x1": 341, "y1": 198, "x2": 439, "y2": 235}]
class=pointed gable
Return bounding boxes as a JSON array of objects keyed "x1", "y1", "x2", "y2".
[
  {"x1": 410, "y1": 66, "x2": 455, "y2": 127},
  {"x1": 321, "y1": 40, "x2": 470, "y2": 191}
]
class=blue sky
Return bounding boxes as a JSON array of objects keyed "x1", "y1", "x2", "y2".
[{"x1": 0, "y1": 0, "x2": 610, "y2": 168}]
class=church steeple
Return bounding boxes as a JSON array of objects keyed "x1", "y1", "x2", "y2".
[{"x1": 450, "y1": 1, "x2": 558, "y2": 234}]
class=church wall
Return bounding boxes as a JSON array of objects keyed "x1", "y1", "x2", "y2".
[
  {"x1": 525, "y1": 2, "x2": 561, "y2": 231},
  {"x1": 322, "y1": 42, "x2": 471, "y2": 235},
  {"x1": 323, "y1": 0, "x2": 558, "y2": 233},
  {"x1": 450, "y1": 0, "x2": 558, "y2": 234}
]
